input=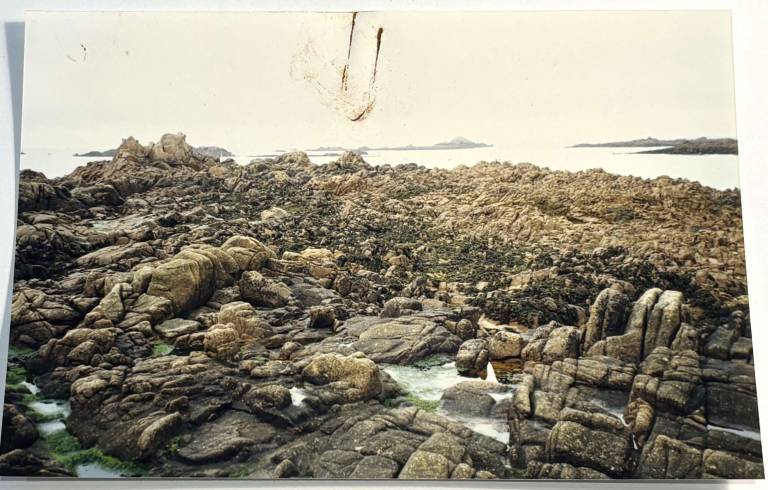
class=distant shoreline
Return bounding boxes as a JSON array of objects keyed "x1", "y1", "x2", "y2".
[
  {"x1": 305, "y1": 136, "x2": 492, "y2": 154},
  {"x1": 571, "y1": 137, "x2": 738, "y2": 155}
]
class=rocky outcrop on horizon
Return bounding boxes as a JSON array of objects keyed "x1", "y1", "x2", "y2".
[
  {"x1": 2, "y1": 133, "x2": 761, "y2": 479},
  {"x1": 72, "y1": 136, "x2": 233, "y2": 160},
  {"x1": 572, "y1": 137, "x2": 738, "y2": 155}
]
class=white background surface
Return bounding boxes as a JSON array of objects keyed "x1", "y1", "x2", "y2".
[{"x1": 0, "y1": 1, "x2": 766, "y2": 489}]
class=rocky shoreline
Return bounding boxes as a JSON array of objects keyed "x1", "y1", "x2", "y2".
[{"x1": 2, "y1": 133, "x2": 762, "y2": 479}]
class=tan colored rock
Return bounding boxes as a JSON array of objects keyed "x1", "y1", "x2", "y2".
[
  {"x1": 221, "y1": 235, "x2": 275, "y2": 271},
  {"x1": 301, "y1": 353, "x2": 382, "y2": 403},
  {"x1": 203, "y1": 324, "x2": 241, "y2": 362},
  {"x1": 147, "y1": 253, "x2": 215, "y2": 313},
  {"x1": 217, "y1": 301, "x2": 272, "y2": 340},
  {"x1": 488, "y1": 331, "x2": 525, "y2": 360},
  {"x1": 542, "y1": 326, "x2": 580, "y2": 363},
  {"x1": 148, "y1": 132, "x2": 193, "y2": 162}
]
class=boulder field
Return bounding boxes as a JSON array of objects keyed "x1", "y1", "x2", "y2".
[{"x1": 1, "y1": 133, "x2": 762, "y2": 479}]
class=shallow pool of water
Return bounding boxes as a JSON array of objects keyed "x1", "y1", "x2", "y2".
[
  {"x1": 383, "y1": 361, "x2": 470, "y2": 401},
  {"x1": 76, "y1": 463, "x2": 125, "y2": 478},
  {"x1": 384, "y1": 360, "x2": 517, "y2": 445}
]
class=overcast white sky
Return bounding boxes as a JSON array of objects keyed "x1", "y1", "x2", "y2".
[{"x1": 21, "y1": 10, "x2": 736, "y2": 154}]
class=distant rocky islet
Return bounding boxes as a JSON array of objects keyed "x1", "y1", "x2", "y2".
[{"x1": 572, "y1": 136, "x2": 738, "y2": 155}]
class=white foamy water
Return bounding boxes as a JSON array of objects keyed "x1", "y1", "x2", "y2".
[
  {"x1": 22, "y1": 145, "x2": 740, "y2": 190},
  {"x1": 383, "y1": 361, "x2": 468, "y2": 401},
  {"x1": 28, "y1": 399, "x2": 70, "y2": 418},
  {"x1": 707, "y1": 424, "x2": 762, "y2": 442},
  {"x1": 289, "y1": 386, "x2": 308, "y2": 406},
  {"x1": 37, "y1": 420, "x2": 67, "y2": 436},
  {"x1": 485, "y1": 362, "x2": 499, "y2": 384},
  {"x1": 383, "y1": 361, "x2": 512, "y2": 445},
  {"x1": 21, "y1": 381, "x2": 40, "y2": 395},
  {"x1": 445, "y1": 414, "x2": 509, "y2": 444}
]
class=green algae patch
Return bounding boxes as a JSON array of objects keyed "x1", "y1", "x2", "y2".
[
  {"x1": 412, "y1": 354, "x2": 450, "y2": 369},
  {"x1": 44, "y1": 430, "x2": 147, "y2": 477},
  {"x1": 404, "y1": 394, "x2": 439, "y2": 412},
  {"x1": 151, "y1": 340, "x2": 174, "y2": 357},
  {"x1": 6, "y1": 365, "x2": 28, "y2": 386}
]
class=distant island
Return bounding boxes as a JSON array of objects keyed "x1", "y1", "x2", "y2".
[
  {"x1": 192, "y1": 146, "x2": 234, "y2": 159},
  {"x1": 74, "y1": 145, "x2": 234, "y2": 159},
  {"x1": 305, "y1": 136, "x2": 492, "y2": 153},
  {"x1": 73, "y1": 149, "x2": 117, "y2": 157},
  {"x1": 571, "y1": 137, "x2": 738, "y2": 155}
]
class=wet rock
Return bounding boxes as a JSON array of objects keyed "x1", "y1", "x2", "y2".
[
  {"x1": 399, "y1": 433, "x2": 464, "y2": 479},
  {"x1": 450, "y1": 318, "x2": 476, "y2": 341},
  {"x1": 17, "y1": 171, "x2": 75, "y2": 212},
  {"x1": 629, "y1": 348, "x2": 703, "y2": 415},
  {"x1": 0, "y1": 449, "x2": 73, "y2": 477},
  {"x1": 441, "y1": 380, "x2": 512, "y2": 417},
  {"x1": 70, "y1": 183, "x2": 125, "y2": 207},
  {"x1": 244, "y1": 384, "x2": 292, "y2": 412},
  {"x1": 273, "y1": 458, "x2": 298, "y2": 478},
  {"x1": 729, "y1": 337, "x2": 752, "y2": 360},
  {"x1": 118, "y1": 293, "x2": 174, "y2": 329},
  {"x1": 0, "y1": 404, "x2": 39, "y2": 452},
  {"x1": 31, "y1": 327, "x2": 123, "y2": 371},
  {"x1": 75, "y1": 242, "x2": 155, "y2": 267}
]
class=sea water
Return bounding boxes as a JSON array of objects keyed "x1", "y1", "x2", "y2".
[{"x1": 21, "y1": 145, "x2": 741, "y2": 191}]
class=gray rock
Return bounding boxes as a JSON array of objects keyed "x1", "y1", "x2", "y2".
[
  {"x1": 240, "y1": 271, "x2": 293, "y2": 308},
  {"x1": 155, "y1": 318, "x2": 202, "y2": 339},
  {"x1": 381, "y1": 297, "x2": 422, "y2": 318},
  {"x1": 455, "y1": 338, "x2": 489, "y2": 375}
]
